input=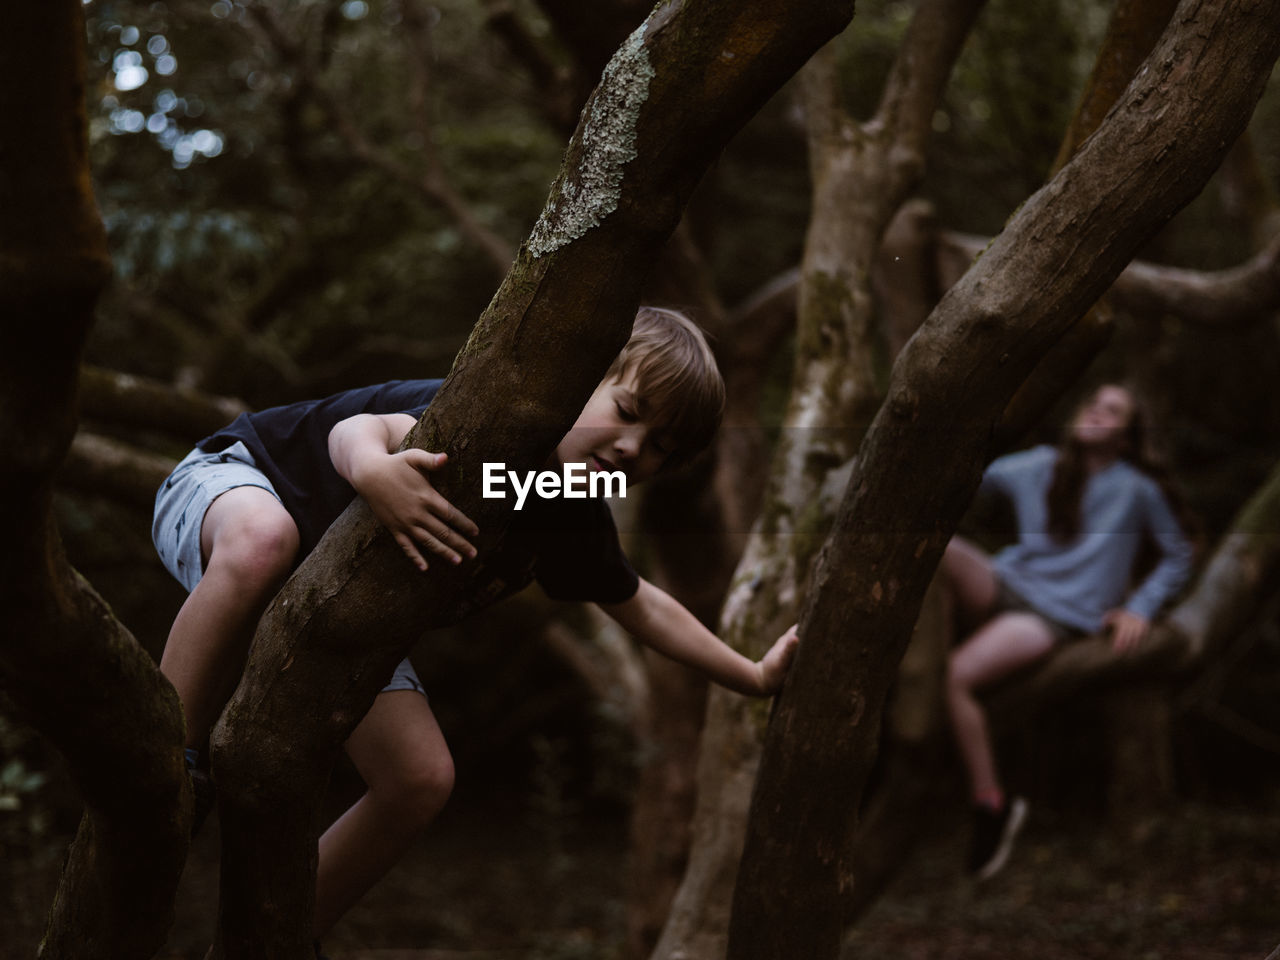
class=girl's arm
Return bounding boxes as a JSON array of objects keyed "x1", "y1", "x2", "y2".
[
  {"x1": 1122, "y1": 484, "x2": 1195, "y2": 622},
  {"x1": 1106, "y1": 482, "x2": 1195, "y2": 652},
  {"x1": 599, "y1": 578, "x2": 797, "y2": 696}
]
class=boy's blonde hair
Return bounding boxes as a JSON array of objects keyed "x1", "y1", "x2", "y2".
[{"x1": 605, "y1": 306, "x2": 725, "y2": 467}]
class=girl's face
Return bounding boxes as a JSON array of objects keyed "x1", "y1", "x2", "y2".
[
  {"x1": 1071, "y1": 385, "x2": 1136, "y2": 453},
  {"x1": 554, "y1": 370, "x2": 671, "y2": 486}
]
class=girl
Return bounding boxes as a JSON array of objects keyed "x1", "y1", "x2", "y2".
[{"x1": 941, "y1": 384, "x2": 1194, "y2": 879}]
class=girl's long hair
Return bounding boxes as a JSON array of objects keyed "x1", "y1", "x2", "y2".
[{"x1": 1046, "y1": 385, "x2": 1196, "y2": 543}]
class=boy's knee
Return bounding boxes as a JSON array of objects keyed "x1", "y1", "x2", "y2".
[{"x1": 209, "y1": 511, "x2": 299, "y2": 591}]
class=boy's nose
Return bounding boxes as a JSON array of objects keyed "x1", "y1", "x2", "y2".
[{"x1": 614, "y1": 428, "x2": 643, "y2": 461}]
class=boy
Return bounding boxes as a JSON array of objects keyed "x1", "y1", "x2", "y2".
[{"x1": 153, "y1": 306, "x2": 799, "y2": 939}]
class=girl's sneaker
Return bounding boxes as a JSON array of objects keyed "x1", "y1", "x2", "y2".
[{"x1": 967, "y1": 796, "x2": 1028, "y2": 880}]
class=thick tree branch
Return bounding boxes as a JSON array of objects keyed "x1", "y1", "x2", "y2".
[
  {"x1": 942, "y1": 227, "x2": 1280, "y2": 328},
  {"x1": 1108, "y1": 231, "x2": 1280, "y2": 322}
]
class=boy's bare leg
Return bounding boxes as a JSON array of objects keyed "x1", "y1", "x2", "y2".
[
  {"x1": 159, "y1": 486, "x2": 299, "y2": 747},
  {"x1": 945, "y1": 612, "x2": 1056, "y2": 804},
  {"x1": 314, "y1": 689, "x2": 454, "y2": 938}
]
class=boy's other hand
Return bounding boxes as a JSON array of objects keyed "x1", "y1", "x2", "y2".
[
  {"x1": 355, "y1": 449, "x2": 479, "y2": 571},
  {"x1": 756, "y1": 624, "x2": 800, "y2": 695}
]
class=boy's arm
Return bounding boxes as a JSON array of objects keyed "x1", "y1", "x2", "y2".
[
  {"x1": 599, "y1": 578, "x2": 798, "y2": 696},
  {"x1": 329, "y1": 412, "x2": 478, "y2": 571}
]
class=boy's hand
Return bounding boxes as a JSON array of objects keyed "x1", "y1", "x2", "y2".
[
  {"x1": 353, "y1": 449, "x2": 479, "y2": 572},
  {"x1": 756, "y1": 624, "x2": 800, "y2": 695},
  {"x1": 332, "y1": 413, "x2": 479, "y2": 571}
]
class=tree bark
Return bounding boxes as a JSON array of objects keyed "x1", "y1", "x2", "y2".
[
  {"x1": 205, "y1": 2, "x2": 857, "y2": 956},
  {"x1": 0, "y1": 3, "x2": 192, "y2": 958},
  {"x1": 729, "y1": 5, "x2": 1280, "y2": 959},
  {"x1": 650, "y1": 3, "x2": 988, "y2": 956}
]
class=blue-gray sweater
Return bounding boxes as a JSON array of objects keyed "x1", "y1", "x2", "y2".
[{"x1": 982, "y1": 445, "x2": 1193, "y2": 634}]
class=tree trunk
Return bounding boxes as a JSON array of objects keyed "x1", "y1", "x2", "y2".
[
  {"x1": 206, "y1": 3, "x2": 857, "y2": 956},
  {"x1": 729, "y1": 6, "x2": 1280, "y2": 959},
  {"x1": 650, "y1": 3, "x2": 988, "y2": 956},
  {"x1": 0, "y1": 3, "x2": 192, "y2": 958}
]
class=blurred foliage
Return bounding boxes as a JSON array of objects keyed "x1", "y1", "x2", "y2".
[{"x1": 84, "y1": 0, "x2": 565, "y2": 403}]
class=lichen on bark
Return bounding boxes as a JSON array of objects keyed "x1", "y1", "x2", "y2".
[{"x1": 527, "y1": 23, "x2": 655, "y2": 258}]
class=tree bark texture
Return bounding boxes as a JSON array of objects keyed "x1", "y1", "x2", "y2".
[
  {"x1": 0, "y1": 3, "x2": 192, "y2": 958},
  {"x1": 206, "y1": 2, "x2": 857, "y2": 956},
  {"x1": 729, "y1": 5, "x2": 1280, "y2": 959},
  {"x1": 650, "y1": 3, "x2": 988, "y2": 957}
]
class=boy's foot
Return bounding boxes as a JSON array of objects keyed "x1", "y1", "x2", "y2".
[{"x1": 967, "y1": 796, "x2": 1028, "y2": 880}]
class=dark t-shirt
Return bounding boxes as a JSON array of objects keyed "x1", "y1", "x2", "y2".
[{"x1": 199, "y1": 379, "x2": 639, "y2": 611}]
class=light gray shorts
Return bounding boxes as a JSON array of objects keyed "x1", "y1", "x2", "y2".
[{"x1": 153, "y1": 442, "x2": 426, "y2": 696}]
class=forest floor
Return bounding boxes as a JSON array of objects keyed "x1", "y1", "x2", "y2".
[{"x1": 5, "y1": 784, "x2": 1278, "y2": 960}]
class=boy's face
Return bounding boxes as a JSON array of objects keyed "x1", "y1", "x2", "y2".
[{"x1": 555, "y1": 370, "x2": 672, "y2": 485}]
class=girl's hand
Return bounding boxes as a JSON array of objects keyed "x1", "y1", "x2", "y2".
[
  {"x1": 756, "y1": 624, "x2": 800, "y2": 695},
  {"x1": 1102, "y1": 609, "x2": 1149, "y2": 653}
]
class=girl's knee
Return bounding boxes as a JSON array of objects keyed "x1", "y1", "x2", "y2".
[
  {"x1": 376, "y1": 752, "x2": 455, "y2": 827},
  {"x1": 945, "y1": 651, "x2": 973, "y2": 694}
]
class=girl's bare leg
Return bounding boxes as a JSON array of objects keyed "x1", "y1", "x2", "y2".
[{"x1": 946, "y1": 611, "x2": 1056, "y2": 804}]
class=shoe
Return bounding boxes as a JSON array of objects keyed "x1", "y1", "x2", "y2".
[
  {"x1": 967, "y1": 796, "x2": 1028, "y2": 880},
  {"x1": 314, "y1": 941, "x2": 330, "y2": 960},
  {"x1": 185, "y1": 749, "x2": 216, "y2": 837}
]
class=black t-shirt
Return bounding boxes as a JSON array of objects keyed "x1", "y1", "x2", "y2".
[{"x1": 199, "y1": 380, "x2": 639, "y2": 611}]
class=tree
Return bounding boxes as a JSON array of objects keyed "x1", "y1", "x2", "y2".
[
  {"x1": 0, "y1": 4, "x2": 193, "y2": 959},
  {"x1": 205, "y1": 1, "x2": 857, "y2": 955}
]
